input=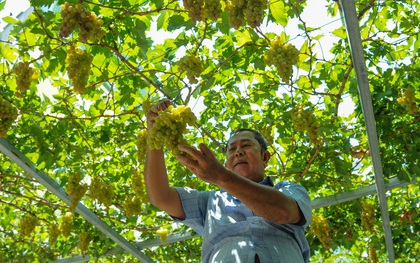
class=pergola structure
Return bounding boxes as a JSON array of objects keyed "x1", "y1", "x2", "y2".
[{"x1": 0, "y1": 0, "x2": 417, "y2": 262}]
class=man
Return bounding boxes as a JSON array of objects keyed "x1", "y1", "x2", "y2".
[{"x1": 145, "y1": 100, "x2": 312, "y2": 263}]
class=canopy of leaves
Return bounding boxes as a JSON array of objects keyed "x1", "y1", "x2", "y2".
[{"x1": 0, "y1": 0, "x2": 419, "y2": 262}]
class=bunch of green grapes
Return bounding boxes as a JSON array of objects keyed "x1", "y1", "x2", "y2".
[
  {"x1": 13, "y1": 61, "x2": 38, "y2": 97},
  {"x1": 48, "y1": 223, "x2": 60, "y2": 246},
  {"x1": 177, "y1": 55, "x2": 204, "y2": 84},
  {"x1": 147, "y1": 105, "x2": 197, "y2": 155},
  {"x1": 89, "y1": 177, "x2": 114, "y2": 208},
  {"x1": 59, "y1": 212, "x2": 74, "y2": 238},
  {"x1": 60, "y1": 2, "x2": 105, "y2": 42},
  {"x1": 202, "y1": 0, "x2": 223, "y2": 21},
  {"x1": 245, "y1": 0, "x2": 267, "y2": 28},
  {"x1": 290, "y1": 104, "x2": 320, "y2": 144},
  {"x1": 19, "y1": 214, "x2": 38, "y2": 238},
  {"x1": 66, "y1": 45, "x2": 94, "y2": 94},
  {"x1": 156, "y1": 227, "x2": 169, "y2": 243},
  {"x1": 59, "y1": 2, "x2": 78, "y2": 38},
  {"x1": 264, "y1": 37, "x2": 300, "y2": 83},
  {"x1": 397, "y1": 88, "x2": 419, "y2": 115},
  {"x1": 136, "y1": 129, "x2": 147, "y2": 164},
  {"x1": 142, "y1": 98, "x2": 153, "y2": 115},
  {"x1": 0, "y1": 95, "x2": 18, "y2": 137},
  {"x1": 259, "y1": 124, "x2": 274, "y2": 146},
  {"x1": 368, "y1": 244, "x2": 378, "y2": 263},
  {"x1": 69, "y1": 184, "x2": 88, "y2": 212},
  {"x1": 66, "y1": 172, "x2": 88, "y2": 212},
  {"x1": 310, "y1": 214, "x2": 331, "y2": 248},
  {"x1": 226, "y1": 1, "x2": 245, "y2": 29},
  {"x1": 123, "y1": 196, "x2": 142, "y2": 218},
  {"x1": 183, "y1": 0, "x2": 204, "y2": 22},
  {"x1": 78, "y1": 232, "x2": 93, "y2": 257},
  {"x1": 361, "y1": 201, "x2": 376, "y2": 233},
  {"x1": 131, "y1": 171, "x2": 147, "y2": 202},
  {"x1": 66, "y1": 172, "x2": 83, "y2": 194}
]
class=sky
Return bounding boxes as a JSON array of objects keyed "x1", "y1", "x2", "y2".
[{"x1": 0, "y1": 0, "x2": 30, "y2": 29}]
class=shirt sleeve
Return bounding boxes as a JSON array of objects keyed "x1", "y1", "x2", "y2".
[
  {"x1": 275, "y1": 182, "x2": 312, "y2": 227},
  {"x1": 173, "y1": 186, "x2": 211, "y2": 235}
]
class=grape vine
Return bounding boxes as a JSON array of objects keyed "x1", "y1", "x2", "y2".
[
  {"x1": 310, "y1": 214, "x2": 331, "y2": 248},
  {"x1": 60, "y1": 2, "x2": 105, "y2": 43},
  {"x1": 227, "y1": 0, "x2": 246, "y2": 29},
  {"x1": 136, "y1": 129, "x2": 147, "y2": 164},
  {"x1": 177, "y1": 55, "x2": 204, "y2": 84},
  {"x1": 13, "y1": 61, "x2": 38, "y2": 97},
  {"x1": 182, "y1": 0, "x2": 204, "y2": 22},
  {"x1": 259, "y1": 124, "x2": 274, "y2": 146},
  {"x1": 48, "y1": 223, "x2": 60, "y2": 246},
  {"x1": 131, "y1": 171, "x2": 147, "y2": 202},
  {"x1": 397, "y1": 87, "x2": 419, "y2": 115},
  {"x1": 290, "y1": 104, "x2": 320, "y2": 144},
  {"x1": 156, "y1": 227, "x2": 169, "y2": 243},
  {"x1": 66, "y1": 172, "x2": 88, "y2": 212},
  {"x1": 0, "y1": 95, "x2": 18, "y2": 137},
  {"x1": 368, "y1": 244, "x2": 378, "y2": 263},
  {"x1": 202, "y1": 0, "x2": 223, "y2": 21},
  {"x1": 19, "y1": 214, "x2": 38, "y2": 238},
  {"x1": 147, "y1": 105, "x2": 197, "y2": 155},
  {"x1": 59, "y1": 212, "x2": 74, "y2": 238},
  {"x1": 264, "y1": 36, "x2": 300, "y2": 83},
  {"x1": 245, "y1": 0, "x2": 267, "y2": 28},
  {"x1": 361, "y1": 201, "x2": 376, "y2": 233},
  {"x1": 66, "y1": 45, "x2": 94, "y2": 94},
  {"x1": 78, "y1": 232, "x2": 93, "y2": 257},
  {"x1": 89, "y1": 177, "x2": 114, "y2": 208},
  {"x1": 123, "y1": 196, "x2": 143, "y2": 218}
]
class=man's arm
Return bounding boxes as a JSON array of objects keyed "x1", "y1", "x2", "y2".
[
  {"x1": 144, "y1": 100, "x2": 186, "y2": 219},
  {"x1": 176, "y1": 143, "x2": 302, "y2": 224},
  {"x1": 216, "y1": 173, "x2": 302, "y2": 224}
]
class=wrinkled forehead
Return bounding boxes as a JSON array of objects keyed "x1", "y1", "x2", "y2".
[{"x1": 227, "y1": 131, "x2": 257, "y2": 146}]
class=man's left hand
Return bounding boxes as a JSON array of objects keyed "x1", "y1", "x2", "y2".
[{"x1": 176, "y1": 144, "x2": 228, "y2": 185}]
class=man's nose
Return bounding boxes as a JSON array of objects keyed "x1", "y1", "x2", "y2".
[{"x1": 235, "y1": 148, "x2": 245, "y2": 156}]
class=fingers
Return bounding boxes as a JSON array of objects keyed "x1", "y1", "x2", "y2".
[
  {"x1": 178, "y1": 143, "x2": 215, "y2": 164},
  {"x1": 150, "y1": 99, "x2": 170, "y2": 114},
  {"x1": 199, "y1": 143, "x2": 214, "y2": 157},
  {"x1": 178, "y1": 144, "x2": 199, "y2": 158},
  {"x1": 175, "y1": 153, "x2": 197, "y2": 168},
  {"x1": 146, "y1": 99, "x2": 171, "y2": 128}
]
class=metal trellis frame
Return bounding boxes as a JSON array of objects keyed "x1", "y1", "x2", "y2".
[
  {"x1": 0, "y1": 138, "x2": 154, "y2": 263},
  {"x1": 338, "y1": 0, "x2": 395, "y2": 261},
  {"x1": 1, "y1": 1, "x2": 416, "y2": 262},
  {"x1": 1, "y1": 136, "x2": 416, "y2": 262}
]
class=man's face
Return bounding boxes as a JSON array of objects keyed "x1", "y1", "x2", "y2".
[{"x1": 225, "y1": 131, "x2": 269, "y2": 182}]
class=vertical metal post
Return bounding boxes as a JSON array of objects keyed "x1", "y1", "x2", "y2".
[{"x1": 338, "y1": 0, "x2": 395, "y2": 261}]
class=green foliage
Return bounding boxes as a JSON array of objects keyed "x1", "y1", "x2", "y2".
[{"x1": 0, "y1": 0, "x2": 419, "y2": 262}]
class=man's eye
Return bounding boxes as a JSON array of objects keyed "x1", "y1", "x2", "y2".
[{"x1": 228, "y1": 147, "x2": 236, "y2": 152}]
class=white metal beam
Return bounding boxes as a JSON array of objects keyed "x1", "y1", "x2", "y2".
[
  {"x1": 311, "y1": 177, "x2": 414, "y2": 209},
  {"x1": 0, "y1": 138, "x2": 154, "y2": 263},
  {"x1": 51, "y1": 232, "x2": 197, "y2": 263},
  {"x1": 338, "y1": 0, "x2": 395, "y2": 261}
]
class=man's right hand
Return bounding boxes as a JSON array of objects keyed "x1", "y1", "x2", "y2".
[{"x1": 146, "y1": 99, "x2": 171, "y2": 129}]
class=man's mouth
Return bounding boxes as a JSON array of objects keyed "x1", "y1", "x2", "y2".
[{"x1": 234, "y1": 161, "x2": 248, "y2": 167}]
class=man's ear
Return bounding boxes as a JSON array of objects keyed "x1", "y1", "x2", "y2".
[{"x1": 263, "y1": 151, "x2": 270, "y2": 164}]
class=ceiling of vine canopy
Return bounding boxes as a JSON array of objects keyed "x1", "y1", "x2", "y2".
[{"x1": 0, "y1": 0, "x2": 418, "y2": 262}]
